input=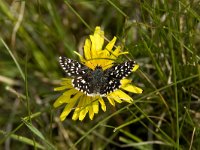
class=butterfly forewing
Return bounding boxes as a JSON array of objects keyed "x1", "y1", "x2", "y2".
[
  {"x1": 105, "y1": 61, "x2": 136, "y2": 80},
  {"x1": 59, "y1": 56, "x2": 91, "y2": 77}
]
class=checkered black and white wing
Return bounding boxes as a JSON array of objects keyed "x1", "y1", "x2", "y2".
[
  {"x1": 105, "y1": 61, "x2": 136, "y2": 80},
  {"x1": 99, "y1": 61, "x2": 136, "y2": 95},
  {"x1": 72, "y1": 76, "x2": 121, "y2": 96},
  {"x1": 59, "y1": 56, "x2": 91, "y2": 77},
  {"x1": 100, "y1": 79, "x2": 120, "y2": 95},
  {"x1": 72, "y1": 76, "x2": 91, "y2": 95}
]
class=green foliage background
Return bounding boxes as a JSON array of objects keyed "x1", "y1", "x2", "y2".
[{"x1": 0, "y1": 0, "x2": 200, "y2": 149}]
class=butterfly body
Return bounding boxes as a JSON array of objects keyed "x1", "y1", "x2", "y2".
[{"x1": 59, "y1": 56, "x2": 136, "y2": 96}]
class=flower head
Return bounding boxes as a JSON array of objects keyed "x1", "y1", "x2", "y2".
[{"x1": 54, "y1": 26, "x2": 143, "y2": 121}]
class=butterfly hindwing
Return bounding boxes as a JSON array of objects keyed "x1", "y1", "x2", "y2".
[
  {"x1": 72, "y1": 76, "x2": 92, "y2": 95},
  {"x1": 100, "y1": 79, "x2": 120, "y2": 95}
]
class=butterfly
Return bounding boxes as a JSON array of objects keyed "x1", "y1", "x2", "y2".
[{"x1": 59, "y1": 56, "x2": 136, "y2": 96}]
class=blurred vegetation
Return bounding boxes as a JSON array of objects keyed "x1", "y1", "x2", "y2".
[{"x1": 0, "y1": 0, "x2": 200, "y2": 149}]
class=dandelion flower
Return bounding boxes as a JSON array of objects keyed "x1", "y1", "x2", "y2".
[{"x1": 54, "y1": 26, "x2": 143, "y2": 121}]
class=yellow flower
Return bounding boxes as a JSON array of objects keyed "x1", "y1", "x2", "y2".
[{"x1": 54, "y1": 26, "x2": 143, "y2": 121}]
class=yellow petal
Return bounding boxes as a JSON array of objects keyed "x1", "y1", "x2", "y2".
[
  {"x1": 72, "y1": 107, "x2": 80, "y2": 121},
  {"x1": 60, "y1": 100, "x2": 77, "y2": 121},
  {"x1": 53, "y1": 89, "x2": 78, "y2": 107},
  {"x1": 72, "y1": 96, "x2": 84, "y2": 121},
  {"x1": 132, "y1": 64, "x2": 139, "y2": 72},
  {"x1": 110, "y1": 90, "x2": 133, "y2": 103},
  {"x1": 54, "y1": 85, "x2": 69, "y2": 91},
  {"x1": 79, "y1": 108, "x2": 88, "y2": 121},
  {"x1": 58, "y1": 79, "x2": 73, "y2": 88},
  {"x1": 99, "y1": 97, "x2": 106, "y2": 112},
  {"x1": 90, "y1": 41, "x2": 99, "y2": 58},
  {"x1": 84, "y1": 39, "x2": 92, "y2": 60},
  {"x1": 110, "y1": 46, "x2": 120, "y2": 59},
  {"x1": 86, "y1": 97, "x2": 97, "y2": 120},
  {"x1": 118, "y1": 51, "x2": 129, "y2": 55},
  {"x1": 79, "y1": 96, "x2": 89, "y2": 121},
  {"x1": 89, "y1": 105, "x2": 94, "y2": 120},
  {"x1": 60, "y1": 78, "x2": 72, "y2": 85},
  {"x1": 63, "y1": 88, "x2": 78, "y2": 96},
  {"x1": 90, "y1": 26, "x2": 104, "y2": 51},
  {"x1": 107, "y1": 97, "x2": 115, "y2": 106},
  {"x1": 53, "y1": 94, "x2": 67, "y2": 108},
  {"x1": 72, "y1": 95, "x2": 86, "y2": 120},
  {"x1": 121, "y1": 84, "x2": 143, "y2": 94},
  {"x1": 70, "y1": 92, "x2": 84, "y2": 103},
  {"x1": 107, "y1": 94, "x2": 122, "y2": 103},
  {"x1": 97, "y1": 51, "x2": 109, "y2": 62},
  {"x1": 120, "y1": 78, "x2": 132, "y2": 86},
  {"x1": 92, "y1": 99, "x2": 99, "y2": 114},
  {"x1": 104, "y1": 36, "x2": 116, "y2": 53}
]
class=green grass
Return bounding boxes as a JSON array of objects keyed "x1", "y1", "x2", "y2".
[{"x1": 0, "y1": 0, "x2": 200, "y2": 149}]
